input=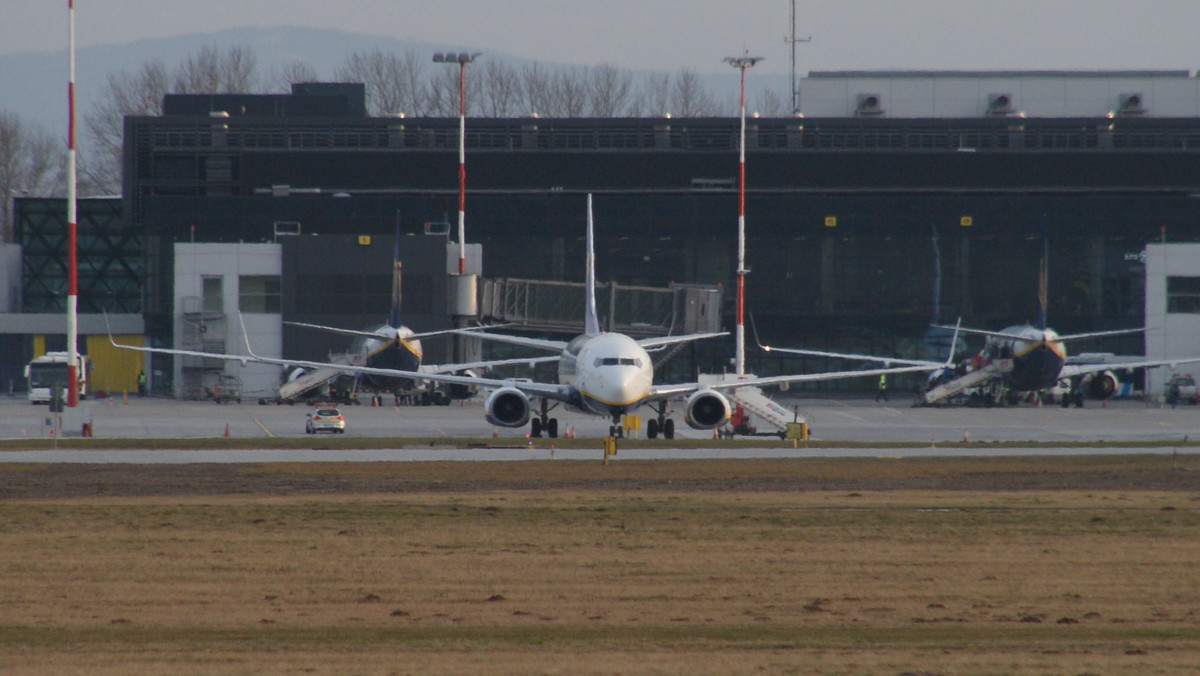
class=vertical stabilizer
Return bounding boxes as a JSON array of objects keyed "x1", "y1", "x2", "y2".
[
  {"x1": 389, "y1": 212, "x2": 403, "y2": 328},
  {"x1": 1036, "y1": 216, "x2": 1048, "y2": 330},
  {"x1": 584, "y1": 195, "x2": 601, "y2": 335}
]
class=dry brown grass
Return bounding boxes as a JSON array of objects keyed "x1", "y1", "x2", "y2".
[{"x1": 1, "y1": 477, "x2": 1198, "y2": 675}]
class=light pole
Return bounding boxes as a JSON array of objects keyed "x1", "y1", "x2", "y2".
[
  {"x1": 724, "y1": 53, "x2": 762, "y2": 376},
  {"x1": 66, "y1": 0, "x2": 79, "y2": 407},
  {"x1": 433, "y1": 51, "x2": 480, "y2": 275}
]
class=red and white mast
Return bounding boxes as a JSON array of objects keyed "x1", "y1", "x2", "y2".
[
  {"x1": 724, "y1": 53, "x2": 762, "y2": 376},
  {"x1": 434, "y1": 51, "x2": 480, "y2": 275},
  {"x1": 66, "y1": 0, "x2": 79, "y2": 407}
]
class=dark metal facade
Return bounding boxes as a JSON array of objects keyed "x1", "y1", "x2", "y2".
[{"x1": 114, "y1": 93, "x2": 1200, "y2": 380}]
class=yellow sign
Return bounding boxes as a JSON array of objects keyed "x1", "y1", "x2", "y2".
[
  {"x1": 358, "y1": 235, "x2": 371, "y2": 245},
  {"x1": 824, "y1": 216, "x2": 837, "y2": 227},
  {"x1": 960, "y1": 216, "x2": 973, "y2": 227}
]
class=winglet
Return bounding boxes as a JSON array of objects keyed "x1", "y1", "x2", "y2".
[
  {"x1": 584, "y1": 194, "x2": 601, "y2": 335},
  {"x1": 944, "y1": 317, "x2": 962, "y2": 366}
]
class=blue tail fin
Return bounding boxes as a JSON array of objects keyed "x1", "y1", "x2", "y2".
[
  {"x1": 389, "y1": 212, "x2": 403, "y2": 328},
  {"x1": 1036, "y1": 216, "x2": 1048, "y2": 330},
  {"x1": 584, "y1": 195, "x2": 601, "y2": 335}
]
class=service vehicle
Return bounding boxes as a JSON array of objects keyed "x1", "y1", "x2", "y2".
[
  {"x1": 24, "y1": 352, "x2": 89, "y2": 405},
  {"x1": 1164, "y1": 374, "x2": 1198, "y2": 405},
  {"x1": 305, "y1": 407, "x2": 346, "y2": 434}
]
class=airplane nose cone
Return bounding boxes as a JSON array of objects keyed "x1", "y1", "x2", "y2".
[{"x1": 590, "y1": 367, "x2": 649, "y2": 406}]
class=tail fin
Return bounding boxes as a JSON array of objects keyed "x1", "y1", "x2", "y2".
[
  {"x1": 1036, "y1": 216, "x2": 1048, "y2": 330},
  {"x1": 389, "y1": 212, "x2": 403, "y2": 328},
  {"x1": 584, "y1": 194, "x2": 601, "y2": 335}
]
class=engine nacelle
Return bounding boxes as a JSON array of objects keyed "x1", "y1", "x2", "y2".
[
  {"x1": 484, "y1": 387, "x2": 531, "y2": 427},
  {"x1": 1083, "y1": 371, "x2": 1118, "y2": 400},
  {"x1": 684, "y1": 389, "x2": 732, "y2": 430}
]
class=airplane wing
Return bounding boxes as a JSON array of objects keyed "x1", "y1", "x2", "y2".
[
  {"x1": 648, "y1": 364, "x2": 939, "y2": 398},
  {"x1": 637, "y1": 332, "x2": 728, "y2": 349},
  {"x1": 931, "y1": 324, "x2": 1145, "y2": 343},
  {"x1": 1054, "y1": 327, "x2": 1147, "y2": 342},
  {"x1": 446, "y1": 329, "x2": 727, "y2": 353},
  {"x1": 757, "y1": 344, "x2": 941, "y2": 368},
  {"x1": 107, "y1": 331, "x2": 572, "y2": 401},
  {"x1": 424, "y1": 354, "x2": 559, "y2": 374},
  {"x1": 444, "y1": 329, "x2": 568, "y2": 352},
  {"x1": 287, "y1": 321, "x2": 508, "y2": 341},
  {"x1": 1058, "y1": 355, "x2": 1200, "y2": 379}
]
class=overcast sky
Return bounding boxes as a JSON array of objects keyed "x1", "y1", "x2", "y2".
[{"x1": 7, "y1": 0, "x2": 1200, "y2": 75}]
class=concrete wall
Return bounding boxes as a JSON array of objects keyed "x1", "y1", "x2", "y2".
[
  {"x1": 174, "y1": 243, "x2": 282, "y2": 400},
  {"x1": 1143, "y1": 243, "x2": 1200, "y2": 398}
]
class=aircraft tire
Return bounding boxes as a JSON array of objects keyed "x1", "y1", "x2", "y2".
[
  {"x1": 547, "y1": 418, "x2": 558, "y2": 438},
  {"x1": 664, "y1": 419, "x2": 675, "y2": 440},
  {"x1": 647, "y1": 418, "x2": 659, "y2": 439},
  {"x1": 531, "y1": 418, "x2": 542, "y2": 438}
]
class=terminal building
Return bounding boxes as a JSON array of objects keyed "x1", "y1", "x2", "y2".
[{"x1": 9, "y1": 71, "x2": 1200, "y2": 397}]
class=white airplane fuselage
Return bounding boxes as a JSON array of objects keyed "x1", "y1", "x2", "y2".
[
  {"x1": 558, "y1": 332, "x2": 654, "y2": 417},
  {"x1": 983, "y1": 325, "x2": 1066, "y2": 391}
]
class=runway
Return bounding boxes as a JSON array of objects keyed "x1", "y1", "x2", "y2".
[{"x1": 2, "y1": 392, "x2": 1198, "y2": 462}]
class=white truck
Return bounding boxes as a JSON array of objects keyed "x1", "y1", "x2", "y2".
[{"x1": 24, "y1": 352, "x2": 89, "y2": 405}]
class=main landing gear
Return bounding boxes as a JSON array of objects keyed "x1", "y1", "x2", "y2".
[
  {"x1": 529, "y1": 399, "x2": 560, "y2": 438},
  {"x1": 644, "y1": 401, "x2": 675, "y2": 440}
]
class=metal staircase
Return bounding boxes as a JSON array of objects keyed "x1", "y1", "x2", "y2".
[{"x1": 917, "y1": 359, "x2": 1013, "y2": 406}]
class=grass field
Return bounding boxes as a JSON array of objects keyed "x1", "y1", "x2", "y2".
[{"x1": 0, "y1": 456, "x2": 1198, "y2": 674}]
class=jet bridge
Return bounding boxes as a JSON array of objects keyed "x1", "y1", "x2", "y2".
[{"x1": 477, "y1": 278, "x2": 722, "y2": 337}]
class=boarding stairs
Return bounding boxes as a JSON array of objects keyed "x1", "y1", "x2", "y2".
[
  {"x1": 917, "y1": 359, "x2": 1012, "y2": 406},
  {"x1": 274, "y1": 352, "x2": 360, "y2": 402},
  {"x1": 698, "y1": 373, "x2": 799, "y2": 435}
]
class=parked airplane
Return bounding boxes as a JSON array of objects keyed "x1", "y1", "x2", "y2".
[
  {"x1": 281, "y1": 220, "x2": 544, "y2": 404},
  {"x1": 111, "y1": 195, "x2": 935, "y2": 438}
]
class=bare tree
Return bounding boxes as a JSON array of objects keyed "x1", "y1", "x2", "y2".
[
  {"x1": 84, "y1": 61, "x2": 169, "y2": 195},
  {"x1": 517, "y1": 63, "x2": 553, "y2": 117},
  {"x1": 754, "y1": 89, "x2": 788, "y2": 118},
  {"x1": 634, "y1": 72, "x2": 673, "y2": 117},
  {"x1": 671, "y1": 68, "x2": 719, "y2": 117},
  {"x1": 0, "y1": 111, "x2": 64, "y2": 243},
  {"x1": 267, "y1": 60, "x2": 322, "y2": 93},
  {"x1": 588, "y1": 64, "x2": 635, "y2": 117},
  {"x1": 479, "y1": 60, "x2": 521, "y2": 117},
  {"x1": 173, "y1": 44, "x2": 258, "y2": 93},
  {"x1": 337, "y1": 50, "x2": 403, "y2": 116}
]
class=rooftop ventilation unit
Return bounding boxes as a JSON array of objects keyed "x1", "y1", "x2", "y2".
[
  {"x1": 986, "y1": 93, "x2": 1014, "y2": 117},
  {"x1": 1117, "y1": 93, "x2": 1146, "y2": 117},
  {"x1": 855, "y1": 93, "x2": 884, "y2": 117}
]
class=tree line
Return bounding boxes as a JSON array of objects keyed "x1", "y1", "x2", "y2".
[{"x1": 1, "y1": 44, "x2": 787, "y2": 241}]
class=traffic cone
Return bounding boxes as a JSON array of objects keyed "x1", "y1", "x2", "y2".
[
  {"x1": 492, "y1": 428, "x2": 498, "y2": 438},
  {"x1": 224, "y1": 423, "x2": 230, "y2": 437},
  {"x1": 962, "y1": 428, "x2": 969, "y2": 443},
  {"x1": 713, "y1": 429, "x2": 719, "y2": 439}
]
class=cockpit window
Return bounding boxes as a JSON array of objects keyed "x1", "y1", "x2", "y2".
[{"x1": 594, "y1": 357, "x2": 641, "y2": 367}]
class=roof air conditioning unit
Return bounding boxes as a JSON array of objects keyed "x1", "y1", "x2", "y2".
[
  {"x1": 1117, "y1": 93, "x2": 1146, "y2": 117},
  {"x1": 986, "y1": 93, "x2": 1013, "y2": 117},
  {"x1": 855, "y1": 93, "x2": 884, "y2": 117}
]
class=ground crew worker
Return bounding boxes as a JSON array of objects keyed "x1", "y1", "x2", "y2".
[
  {"x1": 137, "y1": 370, "x2": 147, "y2": 397},
  {"x1": 875, "y1": 373, "x2": 888, "y2": 402}
]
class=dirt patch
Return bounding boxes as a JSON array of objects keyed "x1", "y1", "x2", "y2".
[{"x1": 2, "y1": 455, "x2": 1197, "y2": 499}]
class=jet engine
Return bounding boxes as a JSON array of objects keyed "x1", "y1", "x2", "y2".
[
  {"x1": 684, "y1": 389, "x2": 732, "y2": 429},
  {"x1": 484, "y1": 387, "x2": 531, "y2": 427},
  {"x1": 1083, "y1": 370, "x2": 1119, "y2": 400}
]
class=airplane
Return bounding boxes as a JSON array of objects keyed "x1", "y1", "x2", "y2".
[
  {"x1": 110, "y1": 195, "x2": 937, "y2": 438},
  {"x1": 280, "y1": 218, "x2": 547, "y2": 404},
  {"x1": 755, "y1": 238, "x2": 1200, "y2": 408}
]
